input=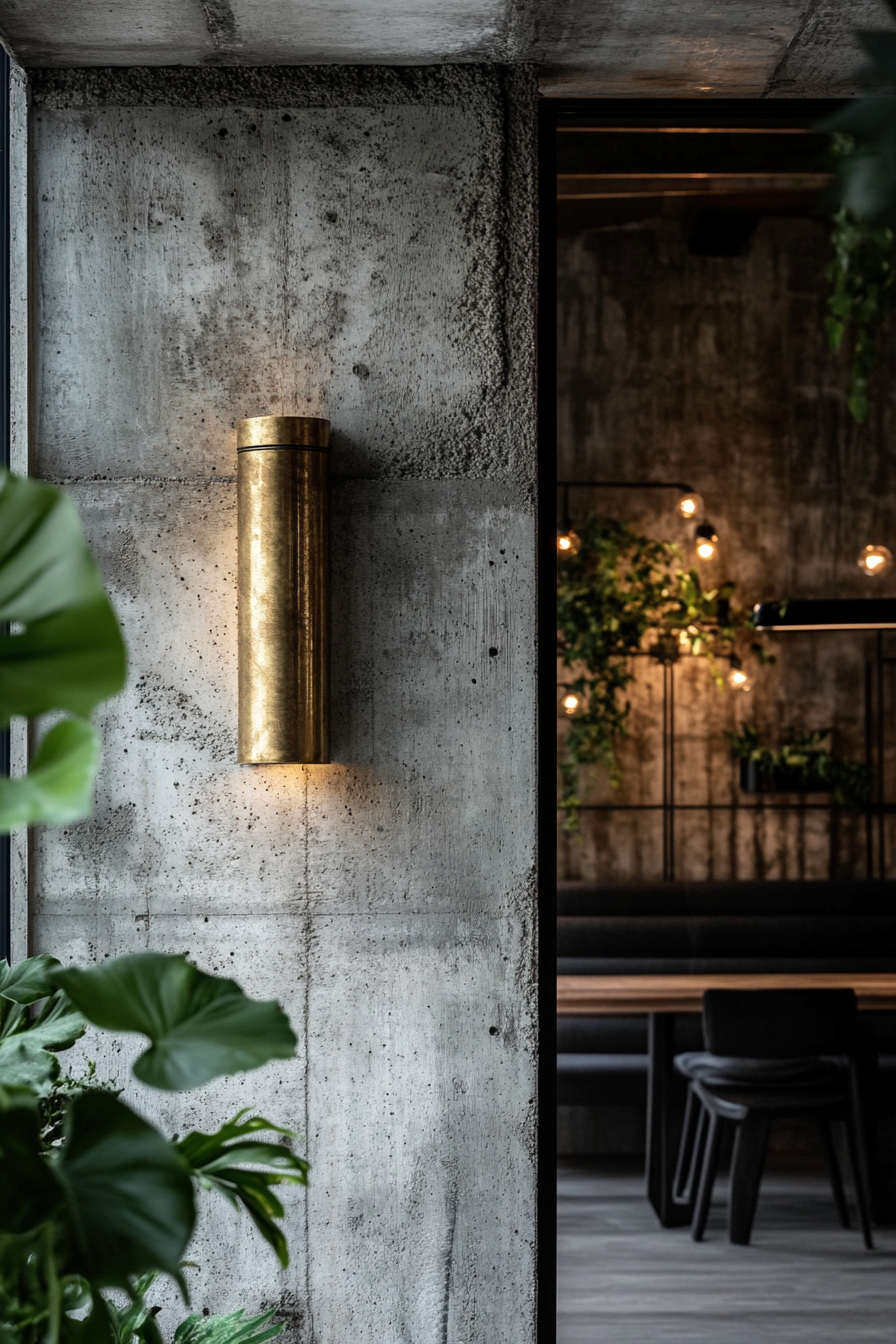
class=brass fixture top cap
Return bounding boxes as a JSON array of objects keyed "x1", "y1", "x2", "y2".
[{"x1": 237, "y1": 415, "x2": 330, "y2": 450}]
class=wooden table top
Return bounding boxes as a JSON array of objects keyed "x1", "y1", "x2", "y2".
[{"x1": 557, "y1": 973, "x2": 896, "y2": 1016}]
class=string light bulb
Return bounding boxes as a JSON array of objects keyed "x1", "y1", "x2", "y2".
[
  {"x1": 727, "y1": 665, "x2": 753, "y2": 693},
  {"x1": 695, "y1": 522, "x2": 719, "y2": 561},
  {"x1": 677, "y1": 491, "x2": 704, "y2": 521},
  {"x1": 559, "y1": 690, "x2": 585, "y2": 718},
  {"x1": 857, "y1": 544, "x2": 893, "y2": 578},
  {"x1": 557, "y1": 519, "x2": 580, "y2": 556}
]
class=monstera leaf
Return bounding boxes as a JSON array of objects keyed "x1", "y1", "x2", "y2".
[
  {"x1": 0, "y1": 953, "x2": 62, "y2": 1004},
  {"x1": 0, "y1": 469, "x2": 127, "y2": 833},
  {"x1": 54, "y1": 953, "x2": 297, "y2": 1091},
  {"x1": 0, "y1": 955, "x2": 86, "y2": 1092},
  {"x1": 54, "y1": 1091, "x2": 195, "y2": 1285},
  {"x1": 0, "y1": 1085, "x2": 64, "y2": 1233}
]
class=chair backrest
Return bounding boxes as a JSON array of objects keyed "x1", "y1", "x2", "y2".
[{"x1": 702, "y1": 988, "x2": 857, "y2": 1058}]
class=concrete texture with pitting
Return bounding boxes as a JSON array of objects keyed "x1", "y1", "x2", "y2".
[{"x1": 23, "y1": 65, "x2": 537, "y2": 1342}]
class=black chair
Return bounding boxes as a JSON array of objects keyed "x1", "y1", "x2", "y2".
[{"x1": 674, "y1": 989, "x2": 874, "y2": 1248}]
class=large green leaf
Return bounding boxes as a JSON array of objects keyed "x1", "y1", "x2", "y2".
[
  {"x1": 0, "y1": 1086, "x2": 63, "y2": 1232},
  {"x1": 1, "y1": 999, "x2": 87, "y2": 1054},
  {"x1": 0, "y1": 964, "x2": 86, "y2": 1091},
  {"x1": 0, "y1": 1034, "x2": 60, "y2": 1094},
  {"x1": 0, "y1": 954, "x2": 62, "y2": 1005},
  {"x1": 0, "y1": 963, "x2": 84, "y2": 1094},
  {"x1": 0, "y1": 962, "x2": 86, "y2": 1054},
  {"x1": 178, "y1": 1111, "x2": 308, "y2": 1268},
  {"x1": 54, "y1": 1091, "x2": 195, "y2": 1285},
  {"x1": 54, "y1": 954, "x2": 297, "y2": 1091},
  {"x1": 0, "y1": 719, "x2": 101, "y2": 833},
  {"x1": 0, "y1": 469, "x2": 126, "y2": 727}
]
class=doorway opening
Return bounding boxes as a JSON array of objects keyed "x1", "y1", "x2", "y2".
[{"x1": 539, "y1": 98, "x2": 896, "y2": 1343}]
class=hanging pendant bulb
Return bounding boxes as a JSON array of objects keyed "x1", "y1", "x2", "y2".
[
  {"x1": 559, "y1": 689, "x2": 585, "y2": 718},
  {"x1": 695, "y1": 522, "x2": 719, "y2": 561},
  {"x1": 857, "y1": 544, "x2": 893, "y2": 578},
  {"x1": 557, "y1": 518, "x2": 580, "y2": 556},
  {"x1": 727, "y1": 665, "x2": 753, "y2": 692},
  {"x1": 677, "y1": 491, "x2": 704, "y2": 521}
]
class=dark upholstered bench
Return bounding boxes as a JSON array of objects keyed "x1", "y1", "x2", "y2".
[{"x1": 557, "y1": 882, "x2": 896, "y2": 1156}]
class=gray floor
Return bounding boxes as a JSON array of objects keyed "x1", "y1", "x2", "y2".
[{"x1": 558, "y1": 1160, "x2": 896, "y2": 1343}]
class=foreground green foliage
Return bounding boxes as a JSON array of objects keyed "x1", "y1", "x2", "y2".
[
  {"x1": 824, "y1": 6, "x2": 896, "y2": 229},
  {"x1": 172, "y1": 1309, "x2": 285, "y2": 1344},
  {"x1": 825, "y1": 203, "x2": 896, "y2": 425},
  {"x1": 94, "y1": 1271, "x2": 285, "y2": 1344},
  {"x1": 726, "y1": 725, "x2": 872, "y2": 809},
  {"x1": 0, "y1": 470, "x2": 127, "y2": 832},
  {"x1": 822, "y1": 5, "x2": 896, "y2": 423},
  {"x1": 0, "y1": 952, "x2": 306, "y2": 1344},
  {"x1": 557, "y1": 516, "x2": 769, "y2": 830},
  {"x1": 83, "y1": 1271, "x2": 285, "y2": 1344}
]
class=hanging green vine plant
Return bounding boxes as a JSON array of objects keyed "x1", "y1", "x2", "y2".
[
  {"x1": 557, "y1": 515, "x2": 770, "y2": 832},
  {"x1": 825, "y1": 198, "x2": 896, "y2": 426}
]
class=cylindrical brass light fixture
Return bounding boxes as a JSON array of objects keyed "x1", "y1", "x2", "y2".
[{"x1": 237, "y1": 414, "x2": 330, "y2": 764}]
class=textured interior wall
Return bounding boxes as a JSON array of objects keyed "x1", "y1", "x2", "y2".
[
  {"x1": 27, "y1": 65, "x2": 537, "y2": 1342},
  {"x1": 557, "y1": 214, "x2": 896, "y2": 884}
]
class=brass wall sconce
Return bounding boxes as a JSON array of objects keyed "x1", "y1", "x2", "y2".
[{"x1": 237, "y1": 415, "x2": 330, "y2": 764}]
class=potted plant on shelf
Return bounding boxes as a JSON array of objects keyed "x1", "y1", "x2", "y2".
[{"x1": 727, "y1": 724, "x2": 872, "y2": 808}]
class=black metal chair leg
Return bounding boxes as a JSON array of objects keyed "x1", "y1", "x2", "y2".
[
  {"x1": 692, "y1": 1110, "x2": 722, "y2": 1242},
  {"x1": 818, "y1": 1118, "x2": 850, "y2": 1229},
  {"x1": 728, "y1": 1111, "x2": 769, "y2": 1246},
  {"x1": 844, "y1": 1111, "x2": 875, "y2": 1250},
  {"x1": 684, "y1": 1101, "x2": 709, "y2": 1208},
  {"x1": 848, "y1": 1063, "x2": 876, "y2": 1248},
  {"x1": 673, "y1": 1085, "x2": 703, "y2": 1206}
]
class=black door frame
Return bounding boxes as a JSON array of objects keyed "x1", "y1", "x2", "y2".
[
  {"x1": 535, "y1": 94, "x2": 846, "y2": 1343},
  {"x1": 0, "y1": 46, "x2": 11, "y2": 966}
]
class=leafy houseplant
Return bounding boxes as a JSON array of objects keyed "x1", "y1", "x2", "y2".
[
  {"x1": 0, "y1": 950, "x2": 307, "y2": 1344},
  {"x1": 726, "y1": 725, "x2": 872, "y2": 809},
  {"x1": 557, "y1": 515, "x2": 769, "y2": 830},
  {"x1": 0, "y1": 472, "x2": 307, "y2": 1342}
]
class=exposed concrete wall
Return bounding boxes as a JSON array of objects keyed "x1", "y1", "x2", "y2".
[
  {"x1": 27, "y1": 65, "x2": 537, "y2": 1342},
  {"x1": 558, "y1": 214, "x2": 896, "y2": 883}
]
